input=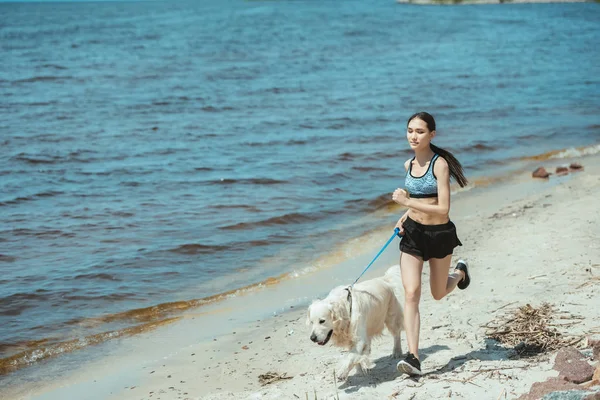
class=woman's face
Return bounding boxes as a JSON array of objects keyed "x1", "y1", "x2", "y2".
[{"x1": 406, "y1": 118, "x2": 435, "y2": 151}]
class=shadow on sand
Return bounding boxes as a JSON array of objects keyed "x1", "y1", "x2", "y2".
[{"x1": 340, "y1": 338, "x2": 514, "y2": 393}]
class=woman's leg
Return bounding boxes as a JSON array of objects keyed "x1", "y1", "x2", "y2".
[
  {"x1": 400, "y1": 251, "x2": 424, "y2": 359},
  {"x1": 429, "y1": 255, "x2": 465, "y2": 301}
]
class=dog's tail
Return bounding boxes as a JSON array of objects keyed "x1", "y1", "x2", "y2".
[
  {"x1": 383, "y1": 265, "x2": 402, "y2": 285},
  {"x1": 384, "y1": 265, "x2": 405, "y2": 318}
]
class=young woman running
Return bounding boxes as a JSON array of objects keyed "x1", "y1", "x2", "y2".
[{"x1": 391, "y1": 111, "x2": 471, "y2": 376}]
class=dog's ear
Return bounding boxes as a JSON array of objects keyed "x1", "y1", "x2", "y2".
[
  {"x1": 306, "y1": 304, "x2": 312, "y2": 326},
  {"x1": 327, "y1": 302, "x2": 339, "y2": 323}
]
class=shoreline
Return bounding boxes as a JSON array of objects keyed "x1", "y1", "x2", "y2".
[
  {"x1": 3, "y1": 144, "x2": 598, "y2": 371},
  {"x1": 3, "y1": 147, "x2": 600, "y2": 399}
]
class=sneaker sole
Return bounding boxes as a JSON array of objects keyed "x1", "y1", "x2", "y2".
[
  {"x1": 456, "y1": 260, "x2": 470, "y2": 290},
  {"x1": 396, "y1": 360, "x2": 422, "y2": 376}
]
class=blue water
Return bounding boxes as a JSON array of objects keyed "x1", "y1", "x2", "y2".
[{"x1": 0, "y1": 0, "x2": 599, "y2": 373}]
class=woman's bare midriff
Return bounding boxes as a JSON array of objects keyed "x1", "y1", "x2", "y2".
[{"x1": 407, "y1": 197, "x2": 450, "y2": 225}]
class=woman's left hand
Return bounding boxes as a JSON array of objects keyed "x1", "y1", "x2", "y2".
[{"x1": 392, "y1": 188, "x2": 410, "y2": 206}]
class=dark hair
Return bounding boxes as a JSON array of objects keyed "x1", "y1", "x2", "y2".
[{"x1": 407, "y1": 112, "x2": 468, "y2": 188}]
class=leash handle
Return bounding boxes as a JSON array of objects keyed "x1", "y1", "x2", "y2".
[{"x1": 351, "y1": 228, "x2": 401, "y2": 287}]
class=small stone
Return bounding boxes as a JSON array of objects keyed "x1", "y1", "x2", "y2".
[
  {"x1": 554, "y1": 347, "x2": 594, "y2": 384},
  {"x1": 569, "y1": 163, "x2": 583, "y2": 170},
  {"x1": 517, "y1": 377, "x2": 582, "y2": 400},
  {"x1": 556, "y1": 166, "x2": 569, "y2": 176},
  {"x1": 533, "y1": 167, "x2": 551, "y2": 179}
]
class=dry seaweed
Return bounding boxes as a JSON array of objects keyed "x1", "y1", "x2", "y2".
[
  {"x1": 483, "y1": 303, "x2": 584, "y2": 357},
  {"x1": 258, "y1": 371, "x2": 292, "y2": 386}
]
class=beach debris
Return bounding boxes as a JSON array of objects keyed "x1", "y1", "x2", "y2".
[
  {"x1": 569, "y1": 162, "x2": 584, "y2": 171},
  {"x1": 576, "y1": 276, "x2": 600, "y2": 289},
  {"x1": 483, "y1": 303, "x2": 584, "y2": 357},
  {"x1": 532, "y1": 167, "x2": 551, "y2": 179},
  {"x1": 258, "y1": 371, "x2": 293, "y2": 386},
  {"x1": 553, "y1": 347, "x2": 595, "y2": 384}
]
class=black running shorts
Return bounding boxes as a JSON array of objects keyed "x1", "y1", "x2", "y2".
[{"x1": 399, "y1": 217, "x2": 462, "y2": 261}]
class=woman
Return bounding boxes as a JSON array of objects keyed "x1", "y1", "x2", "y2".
[{"x1": 391, "y1": 111, "x2": 470, "y2": 376}]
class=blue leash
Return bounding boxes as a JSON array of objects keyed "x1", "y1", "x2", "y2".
[{"x1": 351, "y1": 228, "x2": 402, "y2": 287}]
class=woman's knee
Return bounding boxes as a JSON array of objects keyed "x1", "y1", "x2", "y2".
[
  {"x1": 404, "y1": 286, "x2": 421, "y2": 303},
  {"x1": 431, "y1": 288, "x2": 446, "y2": 301}
]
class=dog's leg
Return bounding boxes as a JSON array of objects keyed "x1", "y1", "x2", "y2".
[
  {"x1": 337, "y1": 326, "x2": 374, "y2": 380},
  {"x1": 386, "y1": 303, "x2": 404, "y2": 358},
  {"x1": 391, "y1": 330, "x2": 403, "y2": 359}
]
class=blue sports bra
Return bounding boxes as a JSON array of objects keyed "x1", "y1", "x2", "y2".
[{"x1": 404, "y1": 154, "x2": 439, "y2": 198}]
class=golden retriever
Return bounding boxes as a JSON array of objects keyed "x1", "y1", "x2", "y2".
[{"x1": 307, "y1": 266, "x2": 404, "y2": 380}]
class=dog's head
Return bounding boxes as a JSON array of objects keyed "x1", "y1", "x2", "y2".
[{"x1": 306, "y1": 299, "x2": 335, "y2": 346}]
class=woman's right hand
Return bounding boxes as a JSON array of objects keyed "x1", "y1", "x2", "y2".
[{"x1": 395, "y1": 214, "x2": 408, "y2": 235}]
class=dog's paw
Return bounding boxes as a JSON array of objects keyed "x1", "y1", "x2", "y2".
[
  {"x1": 392, "y1": 350, "x2": 403, "y2": 359},
  {"x1": 335, "y1": 371, "x2": 348, "y2": 382}
]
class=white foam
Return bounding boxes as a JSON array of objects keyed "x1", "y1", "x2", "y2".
[{"x1": 551, "y1": 144, "x2": 600, "y2": 159}]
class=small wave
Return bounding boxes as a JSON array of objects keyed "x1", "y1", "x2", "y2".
[
  {"x1": 168, "y1": 243, "x2": 229, "y2": 255},
  {"x1": 12, "y1": 153, "x2": 61, "y2": 164},
  {"x1": 364, "y1": 149, "x2": 409, "y2": 161},
  {"x1": 263, "y1": 87, "x2": 306, "y2": 94},
  {"x1": 11, "y1": 150, "x2": 99, "y2": 165},
  {"x1": 337, "y1": 152, "x2": 360, "y2": 161},
  {"x1": 220, "y1": 212, "x2": 318, "y2": 230},
  {"x1": 72, "y1": 273, "x2": 121, "y2": 282},
  {"x1": 549, "y1": 144, "x2": 600, "y2": 159},
  {"x1": 62, "y1": 293, "x2": 135, "y2": 302},
  {"x1": 13, "y1": 76, "x2": 73, "y2": 84},
  {"x1": 208, "y1": 177, "x2": 288, "y2": 185},
  {"x1": 345, "y1": 192, "x2": 395, "y2": 213},
  {"x1": 209, "y1": 203, "x2": 262, "y2": 211},
  {"x1": 0, "y1": 254, "x2": 16, "y2": 263},
  {"x1": 367, "y1": 193, "x2": 395, "y2": 210},
  {"x1": 344, "y1": 30, "x2": 367, "y2": 37},
  {"x1": 351, "y1": 166, "x2": 389, "y2": 172},
  {"x1": 463, "y1": 143, "x2": 498, "y2": 152},
  {"x1": 0, "y1": 292, "x2": 48, "y2": 317},
  {"x1": 520, "y1": 144, "x2": 600, "y2": 162},
  {"x1": 0, "y1": 190, "x2": 63, "y2": 207},
  {"x1": 200, "y1": 105, "x2": 234, "y2": 112},
  {"x1": 311, "y1": 172, "x2": 352, "y2": 185},
  {"x1": 40, "y1": 64, "x2": 68, "y2": 70},
  {"x1": 243, "y1": 138, "x2": 308, "y2": 147},
  {"x1": 0, "y1": 317, "x2": 181, "y2": 376},
  {"x1": 3, "y1": 228, "x2": 74, "y2": 238}
]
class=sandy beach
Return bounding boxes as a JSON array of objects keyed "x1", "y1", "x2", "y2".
[{"x1": 2, "y1": 148, "x2": 598, "y2": 400}]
